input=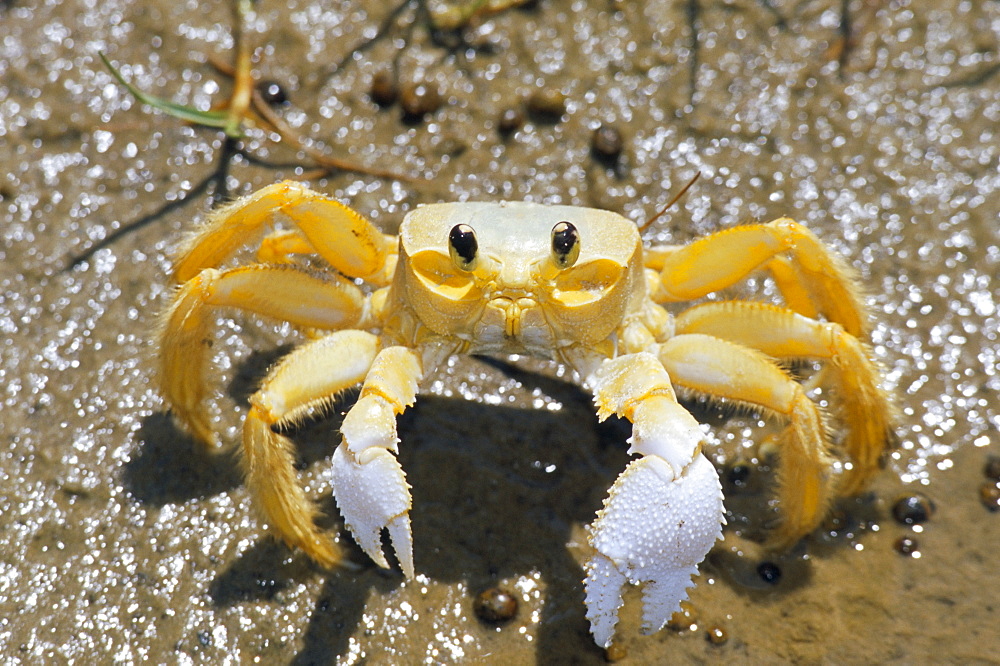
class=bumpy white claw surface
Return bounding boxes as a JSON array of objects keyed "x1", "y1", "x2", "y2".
[
  {"x1": 584, "y1": 453, "x2": 724, "y2": 648},
  {"x1": 331, "y1": 443, "x2": 415, "y2": 578}
]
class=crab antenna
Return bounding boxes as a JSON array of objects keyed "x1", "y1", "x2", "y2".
[{"x1": 638, "y1": 171, "x2": 701, "y2": 233}]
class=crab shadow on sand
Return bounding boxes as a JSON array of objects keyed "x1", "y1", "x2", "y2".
[
  {"x1": 123, "y1": 346, "x2": 299, "y2": 505},
  {"x1": 122, "y1": 350, "x2": 869, "y2": 662}
]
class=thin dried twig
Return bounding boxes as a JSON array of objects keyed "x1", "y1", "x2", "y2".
[{"x1": 639, "y1": 172, "x2": 701, "y2": 234}]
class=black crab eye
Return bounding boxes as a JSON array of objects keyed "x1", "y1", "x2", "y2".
[
  {"x1": 551, "y1": 221, "x2": 581, "y2": 268},
  {"x1": 448, "y1": 223, "x2": 479, "y2": 270}
]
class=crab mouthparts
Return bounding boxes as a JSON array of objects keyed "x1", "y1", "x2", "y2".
[
  {"x1": 491, "y1": 295, "x2": 538, "y2": 338},
  {"x1": 469, "y1": 292, "x2": 555, "y2": 356}
]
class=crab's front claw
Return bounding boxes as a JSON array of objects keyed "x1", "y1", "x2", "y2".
[
  {"x1": 584, "y1": 452, "x2": 724, "y2": 648},
  {"x1": 332, "y1": 443, "x2": 414, "y2": 577}
]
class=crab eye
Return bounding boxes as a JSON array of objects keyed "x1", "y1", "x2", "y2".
[
  {"x1": 448, "y1": 223, "x2": 479, "y2": 271},
  {"x1": 551, "y1": 221, "x2": 580, "y2": 268}
]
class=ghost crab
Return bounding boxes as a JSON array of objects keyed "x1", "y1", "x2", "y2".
[{"x1": 158, "y1": 180, "x2": 894, "y2": 647}]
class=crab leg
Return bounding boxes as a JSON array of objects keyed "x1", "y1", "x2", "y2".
[
  {"x1": 172, "y1": 180, "x2": 390, "y2": 284},
  {"x1": 255, "y1": 227, "x2": 399, "y2": 280},
  {"x1": 331, "y1": 346, "x2": 423, "y2": 579},
  {"x1": 649, "y1": 218, "x2": 867, "y2": 336},
  {"x1": 658, "y1": 333, "x2": 836, "y2": 548},
  {"x1": 583, "y1": 352, "x2": 725, "y2": 649},
  {"x1": 254, "y1": 228, "x2": 317, "y2": 264},
  {"x1": 243, "y1": 330, "x2": 381, "y2": 568},
  {"x1": 675, "y1": 301, "x2": 895, "y2": 494},
  {"x1": 158, "y1": 264, "x2": 366, "y2": 448}
]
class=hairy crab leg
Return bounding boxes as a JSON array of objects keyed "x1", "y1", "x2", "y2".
[
  {"x1": 658, "y1": 333, "x2": 836, "y2": 549},
  {"x1": 675, "y1": 301, "x2": 896, "y2": 494},
  {"x1": 172, "y1": 180, "x2": 390, "y2": 284},
  {"x1": 648, "y1": 218, "x2": 867, "y2": 337},
  {"x1": 243, "y1": 330, "x2": 381, "y2": 568},
  {"x1": 159, "y1": 264, "x2": 367, "y2": 448},
  {"x1": 331, "y1": 346, "x2": 423, "y2": 579},
  {"x1": 583, "y1": 352, "x2": 725, "y2": 649}
]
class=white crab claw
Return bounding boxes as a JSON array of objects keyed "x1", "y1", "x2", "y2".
[
  {"x1": 584, "y1": 452, "x2": 724, "y2": 648},
  {"x1": 331, "y1": 442, "x2": 415, "y2": 578}
]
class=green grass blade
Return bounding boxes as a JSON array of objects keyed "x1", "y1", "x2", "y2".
[{"x1": 99, "y1": 51, "x2": 239, "y2": 134}]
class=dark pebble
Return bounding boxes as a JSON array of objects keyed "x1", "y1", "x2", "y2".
[
  {"x1": 400, "y1": 81, "x2": 443, "y2": 118},
  {"x1": 473, "y1": 586, "x2": 518, "y2": 623},
  {"x1": 667, "y1": 600, "x2": 698, "y2": 631},
  {"x1": 757, "y1": 561, "x2": 781, "y2": 584},
  {"x1": 498, "y1": 107, "x2": 523, "y2": 134},
  {"x1": 984, "y1": 455, "x2": 1000, "y2": 481},
  {"x1": 979, "y1": 483, "x2": 1000, "y2": 512},
  {"x1": 894, "y1": 535, "x2": 920, "y2": 556},
  {"x1": 526, "y1": 88, "x2": 566, "y2": 120},
  {"x1": 257, "y1": 80, "x2": 289, "y2": 106},
  {"x1": 706, "y1": 625, "x2": 728, "y2": 645},
  {"x1": 370, "y1": 70, "x2": 398, "y2": 107},
  {"x1": 891, "y1": 493, "x2": 935, "y2": 525},
  {"x1": 591, "y1": 124, "x2": 623, "y2": 161}
]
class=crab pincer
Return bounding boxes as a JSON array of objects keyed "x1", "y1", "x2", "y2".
[
  {"x1": 331, "y1": 442, "x2": 414, "y2": 578},
  {"x1": 582, "y1": 354, "x2": 725, "y2": 647},
  {"x1": 584, "y1": 453, "x2": 724, "y2": 647},
  {"x1": 331, "y1": 346, "x2": 423, "y2": 578}
]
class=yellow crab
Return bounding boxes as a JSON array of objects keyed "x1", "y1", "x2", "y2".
[{"x1": 158, "y1": 181, "x2": 894, "y2": 647}]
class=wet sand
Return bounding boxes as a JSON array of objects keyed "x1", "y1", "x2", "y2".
[{"x1": 1, "y1": 0, "x2": 998, "y2": 663}]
